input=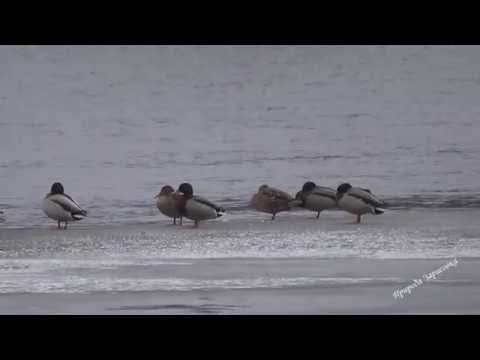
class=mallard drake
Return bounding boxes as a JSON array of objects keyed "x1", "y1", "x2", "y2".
[
  {"x1": 41, "y1": 182, "x2": 87, "y2": 229},
  {"x1": 336, "y1": 183, "x2": 386, "y2": 223},
  {"x1": 155, "y1": 185, "x2": 183, "y2": 225},
  {"x1": 295, "y1": 181, "x2": 337, "y2": 218},
  {"x1": 250, "y1": 184, "x2": 301, "y2": 220},
  {"x1": 177, "y1": 183, "x2": 225, "y2": 227}
]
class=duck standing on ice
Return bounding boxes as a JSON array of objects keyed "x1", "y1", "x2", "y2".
[
  {"x1": 41, "y1": 182, "x2": 87, "y2": 229},
  {"x1": 176, "y1": 183, "x2": 225, "y2": 227},
  {"x1": 295, "y1": 181, "x2": 337, "y2": 219},
  {"x1": 251, "y1": 184, "x2": 301, "y2": 220},
  {"x1": 336, "y1": 183, "x2": 386, "y2": 223},
  {"x1": 155, "y1": 185, "x2": 183, "y2": 225}
]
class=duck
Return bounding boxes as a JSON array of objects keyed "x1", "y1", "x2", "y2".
[
  {"x1": 250, "y1": 184, "x2": 301, "y2": 220},
  {"x1": 155, "y1": 185, "x2": 183, "y2": 225},
  {"x1": 176, "y1": 183, "x2": 225, "y2": 227},
  {"x1": 336, "y1": 183, "x2": 386, "y2": 223},
  {"x1": 295, "y1": 181, "x2": 337, "y2": 218},
  {"x1": 41, "y1": 182, "x2": 87, "y2": 229}
]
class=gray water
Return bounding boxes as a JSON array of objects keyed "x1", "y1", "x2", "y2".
[
  {"x1": 1, "y1": 45, "x2": 480, "y2": 227},
  {"x1": 1, "y1": 45, "x2": 480, "y2": 297}
]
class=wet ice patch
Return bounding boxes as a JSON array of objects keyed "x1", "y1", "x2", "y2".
[{"x1": 0, "y1": 275, "x2": 406, "y2": 294}]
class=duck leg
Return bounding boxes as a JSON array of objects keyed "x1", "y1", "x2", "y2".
[
  {"x1": 180, "y1": 217, "x2": 183, "y2": 226},
  {"x1": 271, "y1": 213, "x2": 276, "y2": 221},
  {"x1": 316, "y1": 211, "x2": 320, "y2": 219},
  {"x1": 64, "y1": 221, "x2": 68, "y2": 229},
  {"x1": 173, "y1": 217, "x2": 176, "y2": 225},
  {"x1": 194, "y1": 220, "x2": 199, "y2": 228},
  {"x1": 57, "y1": 221, "x2": 61, "y2": 229},
  {"x1": 356, "y1": 214, "x2": 361, "y2": 224}
]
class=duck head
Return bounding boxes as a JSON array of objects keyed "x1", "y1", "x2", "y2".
[
  {"x1": 155, "y1": 185, "x2": 175, "y2": 198},
  {"x1": 302, "y1": 181, "x2": 316, "y2": 193},
  {"x1": 50, "y1": 182, "x2": 64, "y2": 195},
  {"x1": 258, "y1": 184, "x2": 270, "y2": 193},
  {"x1": 178, "y1": 183, "x2": 194, "y2": 198},
  {"x1": 337, "y1": 183, "x2": 352, "y2": 195}
]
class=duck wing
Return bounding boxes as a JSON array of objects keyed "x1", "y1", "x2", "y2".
[
  {"x1": 267, "y1": 187, "x2": 301, "y2": 209},
  {"x1": 48, "y1": 193, "x2": 87, "y2": 216},
  {"x1": 348, "y1": 187, "x2": 385, "y2": 207},
  {"x1": 311, "y1": 186, "x2": 337, "y2": 201},
  {"x1": 265, "y1": 186, "x2": 293, "y2": 201},
  {"x1": 192, "y1": 196, "x2": 225, "y2": 213}
]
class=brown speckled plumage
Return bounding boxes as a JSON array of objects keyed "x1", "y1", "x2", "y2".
[
  {"x1": 250, "y1": 184, "x2": 299, "y2": 220},
  {"x1": 156, "y1": 185, "x2": 183, "y2": 225}
]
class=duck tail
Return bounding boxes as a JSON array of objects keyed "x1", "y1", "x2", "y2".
[
  {"x1": 374, "y1": 208, "x2": 385, "y2": 215},
  {"x1": 216, "y1": 207, "x2": 226, "y2": 217},
  {"x1": 74, "y1": 209, "x2": 87, "y2": 217},
  {"x1": 72, "y1": 209, "x2": 87, "y2": 220}
]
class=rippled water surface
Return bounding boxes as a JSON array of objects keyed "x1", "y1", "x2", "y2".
[{"x1": 1, "y1": 45, "x2": 480, "y2": 227}]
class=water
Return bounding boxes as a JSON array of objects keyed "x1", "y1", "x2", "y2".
[{"x1": 1, "y1": 45, "x2": 480, "y2": 297}]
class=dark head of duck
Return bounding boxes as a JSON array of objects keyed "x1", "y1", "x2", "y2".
[
  {"x1": 295, "y1": 181, "x2": 316, "y2": 205},
  {"x1": 337, "y1": 183, "x2": 352, "y2": 195},
  {"x1": 51, "y1": 182, "x2": 64, "y2": 195},
  {"x1": 302, "y1": 181, "x2": 316, "y2": 193},
  {"x1": 178, "y1": 183, "x2": 194, "y2": 198},
  {"x1": 258, "y1": 184, "x2": 270, "y2": 193}
]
